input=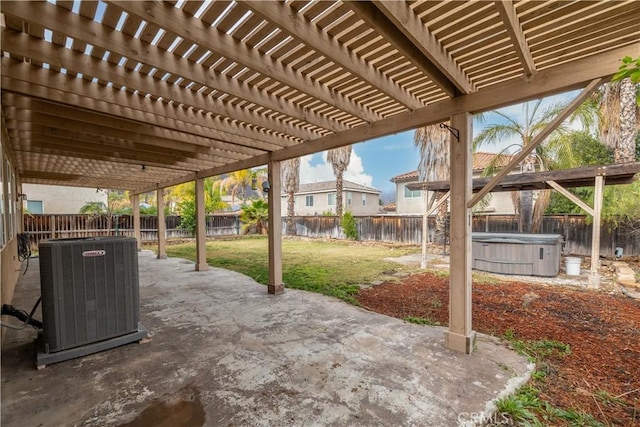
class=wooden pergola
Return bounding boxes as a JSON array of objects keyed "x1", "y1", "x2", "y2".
[{"x1": 1, "y1": 1, "x2": 639, "y2": 353}]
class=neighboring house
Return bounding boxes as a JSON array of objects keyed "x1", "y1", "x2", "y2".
[
  {"x1": 391, "y1": 152, "x2": 517, "y2": 215},
  {"x1": 22, "y1": 184, "x2": 108, "y2": 214},
  {"x1": 281, "y1": 180, "x2": 381, "y2": 216},
  {"x1": 382, "y1": 202, "x2": 397, "y2": 214}
]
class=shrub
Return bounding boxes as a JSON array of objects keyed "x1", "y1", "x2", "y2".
[{"x1": 341, "y1": 211, "x2": 358, "y2": 240}]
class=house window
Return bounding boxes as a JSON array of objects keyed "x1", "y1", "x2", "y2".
[
  {"x1": 305, "y1": 195, "x2": 314, "y2": 207},
  {"x1": 404, "y1": 185, "x2": 421, "y2": 199},
  {"x1": 327, "y1": 192, "x2": 336, "y2": 206},
  {"x1": 362, "y1": 194, "x2": 366, "y2": 206},
  {"x1": 27, "y1": 200, "x2": 44, "y2": 214},
  {"x1": 347, "y1": 192, "x2": 352, "y2": 206}
]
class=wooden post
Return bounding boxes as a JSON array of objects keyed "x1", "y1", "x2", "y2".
[
  {"x1": 195, "y1": 178, "x2": 208, "y2": 271},
  {"x1": 50, "y1": 214, "x2": 56, "y2": 239},
  {"x1": 267, "y1": 160, "x2": 284, "y2": 295},
  {"x1": 445, "y1": 112, "x2": 476, "y2": 354},
  {"x1": 590, "y1": 175, "x2": 604, "y2": 283},
  {"x1": 131, "y1": 194, "x2": 141, "y2": 251},
  {"x1": 421, "y1": 191, "x2": 436, "y2": 269},
  {"x1": 156, "y1": 188, "x2": 167, "y2": 259}
]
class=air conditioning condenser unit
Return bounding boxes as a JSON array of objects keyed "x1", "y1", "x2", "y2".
[{"x1": 37, "y1": 236, "x2": 147, "y2": 367}]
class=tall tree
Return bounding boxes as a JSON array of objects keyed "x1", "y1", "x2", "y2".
[
  {"x1": 474, "y1": 100, "x2": 576, "y2": 233},
  {"x1": 414, "y1": 124, "x2": 450, "y2": 244},
  {"x1": 327, "y1": 146, "x2": 352, "y2": 217},
  {"x1": 281, "y1": 158, "x2": 300, "y2": 235},
  {"x1": 203, "y1": 176, "x2": 228, "y2": 212},
  {"x1": 599, "y1": 78, "x2": 639, "y2": 163},
  {"x1": 222, "y1": 169, "x2": 253, "y2": 207}
]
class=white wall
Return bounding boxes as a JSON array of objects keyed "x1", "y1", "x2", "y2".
[
  {"x1": 281, "y1": 191, "x2": 380, "y2": 216},
  {"x1": 22, "y1": 184, "x2": 108, "y2": 214},
  {"x1": 394, "y1": 182, "x2": 515, "y2": 215}
]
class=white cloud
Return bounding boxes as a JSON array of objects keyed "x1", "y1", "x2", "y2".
[{"x1": 299, "y1": 149, "x2": 374, "y2": 187}]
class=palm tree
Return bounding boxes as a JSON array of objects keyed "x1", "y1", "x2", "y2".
[
  {"x1": 251, "y1": 167, "x2": 268, "y2": 200},
  {"x1": 473, "y1": 100, "x2": 577, "y2": 233},
  {"x1": 599, "y1": 78, "x2": 639, "y2": 163},
  {"x1": 203, "y1": 176, "x2": 228, "y2": 212},
  {"x1": 281, "y1": 158, "x2": 300, "y2": 235},
  {"x1": 239, "y1": 199, "x2": 269, "y2": 235},
  {"x1": 79, "y1": 201, "x2": 107, "y2": 217},
  {"x1": 327, "y1": 146, "x2": 352, "y2": 217},
  {"x1": 414, "y1": 124, "x2": 450, "y2": 244},
  {"x1": 222, "y1": 169, "x2": 253, "y2": 207}
]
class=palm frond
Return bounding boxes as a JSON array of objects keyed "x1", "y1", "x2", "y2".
[{"x1": 473, "y1": 124, "x2": 523, "y2": 151}]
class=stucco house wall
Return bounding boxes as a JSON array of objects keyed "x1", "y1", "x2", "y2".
[
  {"x1": 22, "y1": 184, "x2": 108, "y2": 214},
  {"x1": 1, "y1": 136, "x2": 23, "y2": 341},
  {"x1": 391, "y1": 152, "x2": 519, "y2": 215},
  {"x1": 281, "y1": 180, "x2": 381, "y2": 216}
]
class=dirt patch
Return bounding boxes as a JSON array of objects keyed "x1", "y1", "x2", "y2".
[{"x1": 357, "y1": 272, "x2": 640, "y2": 426}]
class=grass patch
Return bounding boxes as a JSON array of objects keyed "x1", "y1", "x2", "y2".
[
  {"x1": 496, "y1": 331, "x2": 605, "y2": 426},
  {"x1": 403, "y1": 316, "x2": 440, "y2": 326},
  {"x1": 425, "y1": 268, "x2": 449, "y2": 278},
  {"x1": 161, "y1": 237, "x2": 418, "y2": 304},
  {"x1": 503, "y1": 329, "x2": 571, "y2": 363},
  {"x1": 472, "y1": 271, "x2": 503, "y2": 285}
]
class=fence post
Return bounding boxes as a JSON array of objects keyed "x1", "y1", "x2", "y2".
[{"x1": 50, "y1": 214, "x2": 56, "y2": 239}]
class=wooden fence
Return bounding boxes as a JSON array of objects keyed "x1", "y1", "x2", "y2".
[{"x1": 23, "y1": 213, "x2": 640, "y2": 257}]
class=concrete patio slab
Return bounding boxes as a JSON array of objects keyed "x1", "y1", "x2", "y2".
[{"x1": 2, "y1": 250, "x2": 532, "y2": 426}]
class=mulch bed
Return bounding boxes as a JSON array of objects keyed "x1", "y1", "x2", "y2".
[{"x1": 357, "y1": 272, "x2": 640, "y2": 426}]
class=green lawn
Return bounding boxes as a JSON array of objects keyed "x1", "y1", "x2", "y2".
[{"x1": 153, "y1": 237, "x2": 420, "y2": 305}]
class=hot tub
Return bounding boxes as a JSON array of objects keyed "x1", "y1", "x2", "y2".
[{"x1": 472, "y1": 233, "x2": 563, "y2": 277}]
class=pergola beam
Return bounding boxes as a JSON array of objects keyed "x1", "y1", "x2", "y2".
[
  {"x1": 5, "y1": 108, "x2": 263, "y2": 160},
  {"x1": 545, "y1": 180, "x2": 594, "y2": 215},
  {"x1": 134, "y1": 44, "x2": 630, "y2": 194},
  {"x1": 409, "y1": 162, "x2": 640, "y2": 192},
  {"x1": 363, "y1": 0, "x2": 474, "y2": 95},
  {"x1": 110, "y1": 0, "x2": 380, "y2": 124},
  {"x1": 0, "y1": 32, "x2": 320, "y2": 142},
  {"x1": 494, "y1": 0, "x2": 536, "y2": 77},
  {"x1": 0, "y1": 70, "x2": 295, "y2": 149},
  {"x1": 4, "y1": 92, "x2": 282, "y2": 154},
  {"x1": 7, "y1": 115, "x2": 250, "y2": 163},
  {"x1": 243, "y1": 0, "x2": 423, "y2": 110},
  {"x1": 1, "y1": 3, "x2": 333, "y2": 139}
]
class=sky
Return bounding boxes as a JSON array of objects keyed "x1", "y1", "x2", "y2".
[{"x1": 300, "y1": 90, "x2": 581, "y2": 201}]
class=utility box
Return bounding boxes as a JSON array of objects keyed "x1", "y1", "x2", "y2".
[
  {"x1": 472, "y1": 233, "x2": 562, "y2": 277},
  {"x1": 37, "y1": 236, "x2": 146, "y2": 367}
]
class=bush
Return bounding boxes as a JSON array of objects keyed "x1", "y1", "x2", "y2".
[
  {"x1": 341, "y1": 211, "x2": 358, "y2": 240},
  {"x1": 177, "y1": 198, "x2": 196, "y2": 235}
]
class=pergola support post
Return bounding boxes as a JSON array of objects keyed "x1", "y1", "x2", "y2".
[
  {"x1": 131, "y1": 193, "x2": 141, "y2": 251},
  {"x1": 267, "y1": 159, "x2": 284, "y2": 295},
  {"x1": 421, "y1": 191, "x2": 436, "y2": 269},
  {"x1": 421, "y1": 191, "x2": 451, "y2": 269},
  {"x1": 195, "y1": 178, "x2": 208, "y2": 271},
  {"x1": 590, "y1": 175, "x2": 604, "y2": 284},
  {"x1": 445, "y1": 112, "x2": 476, "y2": 354},
  {"x1": 156, "y1": 188, "x2": 167, "y2": 259}
]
